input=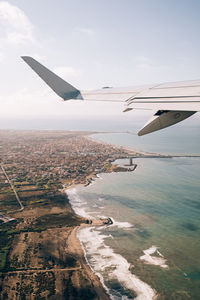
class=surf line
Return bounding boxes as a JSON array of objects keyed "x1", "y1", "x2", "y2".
[
  {"x1": 77, "y1": 225, "x2": 157, "y2": 300},
  {"x1": 67, "y1": 187, "x2": 157, "y2": 299}
]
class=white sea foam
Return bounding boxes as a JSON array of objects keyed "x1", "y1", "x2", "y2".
[
  {"x1": 140, "y1": 246, "x2": 168, "y2": 269},
  {"x1": 67, "y1": 188, "x2": 93, "y2": 219},
  {"x1": 78, "y1": 227, "x2": 157, "y2": 300},
  {"x1": 111, "y1": 218, "x2": 133, "y2": 229},
  {"x1": 108, "y1": 234, "x2": 114, "y2": 239},
  {"x1": 67, "y1": 188, "x2": 157, "y2": 299},
  {"x1": 98, "y1": 197, "x2": 104, "y2": 201}
]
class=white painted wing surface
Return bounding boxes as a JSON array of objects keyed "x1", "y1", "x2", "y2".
[
  {"x1": 126, "y1": 80, "x2": 200, "y2": 112},
  {"x1": 21, "y1": 56, "x2": 200, "y2": 136}
]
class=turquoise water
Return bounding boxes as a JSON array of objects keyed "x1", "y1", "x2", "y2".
[{"x1": 68, "y1": 130, "x2": 200, "y2": 299}]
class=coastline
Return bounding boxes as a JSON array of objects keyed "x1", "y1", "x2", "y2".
[
  {"x1": 63, "y1": 182, "x2": 120, "y2": 300},
  {"x1": 87, "y1": 133, "x2": 157, "y2": 156},
  {"x1": 64, "y1": 132, "x2": 195, "y2": 299},
  {"x1": 62, "y1": 134, "x2": 156, "y2": 299},
  {"x1": 2, "y1": 130, "x2": 200, "y2": 299},
  {"x1": 69, "y1": 134, "x2": 200, "y2": 299},
  {"x1": 66, "y1": 223, "x2": 111, "y2": 300},
  {"x1": 1, "y1": 131, "x2": 168, "y2": 299},
  {"x1": 66, "y1": 185, "x2": 158, "y2": 300},
  {"x1": 64, "y1": 151, "x2": 156, "y2": 299},
  {"x1": 88, "y1": 132, "x2": 200, "y2": 158}
]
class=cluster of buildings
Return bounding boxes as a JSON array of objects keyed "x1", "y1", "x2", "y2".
[{"x1": 0, "y1": 131, "x2": 132, "y2": 190}]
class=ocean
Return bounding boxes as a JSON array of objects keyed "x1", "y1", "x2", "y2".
[{"x1": 67, "y1": 125, "x2": 200, "y2": 299}]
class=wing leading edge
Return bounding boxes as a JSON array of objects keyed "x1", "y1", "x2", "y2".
[{"x1": 21, "y1": 56, "x2": 200, "y2": 136}]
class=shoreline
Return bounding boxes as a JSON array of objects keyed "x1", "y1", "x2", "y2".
[
  {"x1": 64, "y1": 161, "x2": 153, "y2": 299},
  {"x1": 62, "y1": 136, "x2": 163, "y2": 299},
  {"x1": 67, "y1": 187, "x2": 157, "y2": 300},
  {"x1": 88, "y1": 132, "x2": 200, "y2": 158},
  {"x1": 67, "y1": 222, "x2": 111, "y2": 300},
  {"x1": 64, "y1": 133, "x2": 200, "y2": 299}
]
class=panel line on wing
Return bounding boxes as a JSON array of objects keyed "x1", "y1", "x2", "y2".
[{"x1": 134, "y1": 95, "x2": 200, "y2": 99}]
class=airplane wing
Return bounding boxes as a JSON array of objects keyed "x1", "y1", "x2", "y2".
[{"x1": 21, "y1": 56, "x2": 200, "y2": 136}]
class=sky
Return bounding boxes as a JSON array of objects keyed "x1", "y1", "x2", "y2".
[{"x1": 0, "y1": 0, "x2": 200, "y2": 130}]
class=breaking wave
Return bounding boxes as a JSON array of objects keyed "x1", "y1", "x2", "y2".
[
  {"x1": 67, "y1": 187, "x2": 157, "y2": 299},
  {"x1": 78, "y1": 226, "x2": 157, "y2": 300},
  {"x1": 140, "y1": 246, "x2": 168, "y2": 269},
  {"x1": 67, "y1": 188, "x2": 93, "y2": 219}
]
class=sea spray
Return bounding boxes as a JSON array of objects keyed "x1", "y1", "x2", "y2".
[{"x1": 110, "y1": 218, "x2": 133, "y2": 229}]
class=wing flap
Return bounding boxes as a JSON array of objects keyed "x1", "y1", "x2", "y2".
[{"x1": 138, "y1": 110, "x2": 196, "y2": 136}]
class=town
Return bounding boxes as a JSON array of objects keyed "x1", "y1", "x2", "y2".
[{"x1": 0, "y1": 130, "x2": 137, "y2": 191}]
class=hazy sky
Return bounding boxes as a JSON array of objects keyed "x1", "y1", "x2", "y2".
[{"x1": 0, "y1": 0, "x2": 200, "y2": 129}]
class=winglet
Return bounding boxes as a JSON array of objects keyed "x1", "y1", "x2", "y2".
[{"x1": 21, "y1": 56, "x2": 82, "y2": 100}]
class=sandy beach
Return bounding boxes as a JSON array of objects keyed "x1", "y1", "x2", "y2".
[{"x1": 68, "y1": 224, "x2": 110, "y2": 300}]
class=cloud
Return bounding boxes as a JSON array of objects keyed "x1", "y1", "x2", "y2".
[
  {"x1": 75, "y1": 27, "x2": 95, "y2": 36},
  {"x1": 0, "y1": 1, "x2": 34, "y2": 44}
]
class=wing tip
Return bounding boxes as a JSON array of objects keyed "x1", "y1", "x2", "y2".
[
  {"x1": 137, "y1": 131, "x2": 144, "y2": 136},
  {"x1": 21, "y1": 56, "x2": 33, "y2": 62}
]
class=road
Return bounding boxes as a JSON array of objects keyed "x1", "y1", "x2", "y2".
[
  {"x1": 0, "y1": 163, "x2": 24, "y2": 211},
  {"x1": 4, "y1": 266, "x2": 82, "y2": 275}
]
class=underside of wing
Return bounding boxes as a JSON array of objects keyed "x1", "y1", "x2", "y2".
[{"x1": 137, "y1": 110, "x2": 196, "y2": 136}]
